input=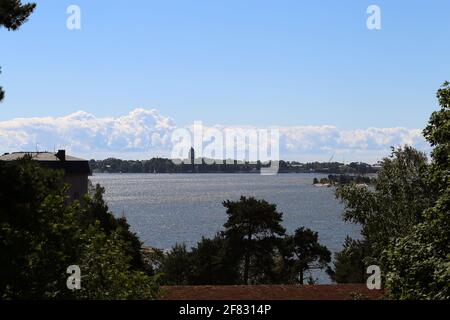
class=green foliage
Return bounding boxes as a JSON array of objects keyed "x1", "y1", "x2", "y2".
[
  {"x1": 155, "y1": 235, "x2": 240, "y2": 285},
  {"x1": 189, "y1": 235, "x2": 239, "y2": 285},
  {"x1": 158, "y1": 197, "x2": 330, "y2": 286},
  {"x1": 327, "y1": 237, "x2": 368, "y2": 283},
  {"x1": 0, "y1": 157, "x2": 159, "y2": 299},
  {"x1": 79, "y1": 184, "x2": 148, "y2": 272},
  {"x1": 0, "y1": 157, "x2": 72, "y2": 298},
  {"x1": 80, "y1": 184, "x2": 118, "y2": 233},
  {"x1": 160, "y1": 243, "x2": 191, "y2": 285},
  {"x1": 223, "y1": 196, "x2": 286, "y2": 284},
  {"x1": 0, "y1": 0, "x2": 36, "y2": 103},
  {"x1": 339, "y1": 146, "x2": 433, "y2": 248},
  {"x1": 324, "y1": 174, "x2": 376, "y2": 185},
  {"x1": 75, "y1": 225, "x2": 158, "y2": 300},
  {"x1": 0, "y1": 0, "x2": 36, "y2": 30},
  {"x1": 384, "y1": 201, "x2": 450, "y2": 299},
  {"x1": 0, "y1": 67, "x2": 5, "y2": 102},
  {"x1": 384, "y1": 82, "x2": 450, "y2": 299},
  {"x1": 116, "y1": 216, "x2": 150, "y2": 272},
  {"x1": 330, "y1": 82, "x2": 450, "y2": 299},
  {"x1": 330, "y1": 146, "x2": 435, "y2": 283},
  {"x1": 278, "y1": 227, "x2": 331, "y2": 284},
  {"x1": 319, "y1": 177, "x2": 330, "y2": 184}
]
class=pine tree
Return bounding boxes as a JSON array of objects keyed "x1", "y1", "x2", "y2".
[{"x1": 0, "y1": 0, "x2": 36, "y2": 103}]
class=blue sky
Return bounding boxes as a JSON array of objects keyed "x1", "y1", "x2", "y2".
[
  {"x1": 1, "y1": 0, "x2": 449, "y2": 128},
  {"x1": 0, "y1": 1, "x2": 448, "y2": 161}
]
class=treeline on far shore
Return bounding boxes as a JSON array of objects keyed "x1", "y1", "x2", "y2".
[
  {"x1": 89, "y1": 158, "x2": 380, "y2": 175},
  {"x1": 313, "y1": 174, "x2": 376, "y2": 186}
]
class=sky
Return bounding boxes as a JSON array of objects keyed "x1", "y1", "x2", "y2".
[{"x1": 1, "y1": 0, "x2": 449, "y2": 161}]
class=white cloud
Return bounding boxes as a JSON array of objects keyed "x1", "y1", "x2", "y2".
[
  {"x1": 0, "y1": 108, "x2": 430, "y2": 163},
  {"x1": 0, "y1": 108, "x2": 175, "y2": 159}
]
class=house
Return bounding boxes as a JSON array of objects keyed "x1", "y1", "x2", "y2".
[{"x1": 0, "y1": 150, "x2": 91, "y2": 200}]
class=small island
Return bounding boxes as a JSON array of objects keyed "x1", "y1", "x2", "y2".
[{"x1": 313, "y1": 174, "x2": 376, "y2": 187}]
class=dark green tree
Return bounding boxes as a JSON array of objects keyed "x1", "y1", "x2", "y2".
[
  {"x1": 157, "y1": 197, "x2": 330, "y2": 286},
  {"x1": 0, "y1": 0, "x2": 36, "y2": 30},
  {"x1": 0, "y1": 0, "x2": 36, "y2": 103},
  {"x1": 330, "y1": 146, "x2": 435, "y2": 282},
  {"x1": 116, "y1": 216, "x2": 149, "y2": 272},
  {"x1": 0, "y1": 156, "x2": 75, "y2": 298},
  {"x1": 0, "y1": 67, "x2": 5, "y2": 102},
  {"x1": 222, "y1": 196, "x2": 286, "y2": 284},
  {"x1": 189, "y1": 235, "x2": 240, "y2": 285},
  {"x1": 326, "y1": 237, "x2": 368, "y2": 283},
  {"x1": 0, "y1": 157, "x2": 159, "y2": 299},
  {"x1": 384, "y1": 82, "x2": 450, "y2": 299},
  {"x1": 79, "y1": 184, "x2": 147, "y2": 272},
  {"x1": 160, "y1": 243, "x2": 192, "y2": 285},
  {"x1": 75, "y1": 225, "x2": 158, "y2": 300},
  {"x1": 81, "y1": 184, "x2": 117, "y2": 233},
  {"x1": 278, "y1": 227, "x2": 331, "y2": 284}
]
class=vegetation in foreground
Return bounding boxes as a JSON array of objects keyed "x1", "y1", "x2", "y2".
[
  {"x1": 0, "y1": 157, "x2": 159, "y2": 299},
  {"x1": 0, "y1": 1, "x2": 158, "y2": 300},
  {"x1": 1, "y1": 1, "x2": 449, "y2": 300},
  {"x1": 328, "y1": 82, "x2": 450, "y2": 300},
  {"x1": 152, "y1": 196, "x2": 331, "y2": 286}
]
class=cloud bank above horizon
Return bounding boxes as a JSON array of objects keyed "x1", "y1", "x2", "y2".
[{"x1": 0, "y1": 108, "x2": 430, "y2": 163}]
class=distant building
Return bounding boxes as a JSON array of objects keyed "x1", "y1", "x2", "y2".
[
  {"x1": 0, "y1": 150, "x2": 91, "y2": 200},
  {"x1": 188, "y1": 147, "x2": 197, "y2": 173},
  {"x1": 189, "y1": 147, "x2": 195, "y2": 165}
]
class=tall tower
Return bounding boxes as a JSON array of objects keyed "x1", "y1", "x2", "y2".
[
  {"x1": 188, "y1": 147, "x2": 195, "y2": 173},
  {"x1": 189, "y1": 147, "x2": 195, "y2": 165}
]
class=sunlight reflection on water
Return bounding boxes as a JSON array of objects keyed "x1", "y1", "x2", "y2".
[{"x1": 90, "y1": 173, "x2": 361, "y2": 284}]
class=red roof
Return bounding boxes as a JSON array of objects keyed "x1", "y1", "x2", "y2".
[{"x1": 160, "y1": 284, "x2": 385, "y2": 300}]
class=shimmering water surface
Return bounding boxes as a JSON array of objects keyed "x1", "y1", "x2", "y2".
[{"x1": 90, "y1": 173, "x2": 361, "y2": 283}]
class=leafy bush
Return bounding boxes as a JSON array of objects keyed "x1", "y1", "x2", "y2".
[{"x1": 0, "y1": 157, "x2": 159, "y2": 299}]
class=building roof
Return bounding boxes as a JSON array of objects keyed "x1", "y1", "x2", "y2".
[
  {"x1": 159, "y1": 284, "x2": 385, "y2": 300},
  {"x1": 0, "y1": 152, "x2": 85, "y2": 162},
  {"x1": 0, "y1": 151, "x2": 91, "y2": 175}
]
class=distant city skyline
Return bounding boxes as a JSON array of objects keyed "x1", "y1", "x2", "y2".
[{"x1": 1, "y1": 1, "x2": 448, "y2": 161}]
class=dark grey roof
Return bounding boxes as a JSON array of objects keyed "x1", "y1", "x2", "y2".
[
  {"x1": 0, "y1": 152, "x2": 85, "y2": 161},
  {"x1": 0, "y1": 152, "x2": 91, "y2": 174}
]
